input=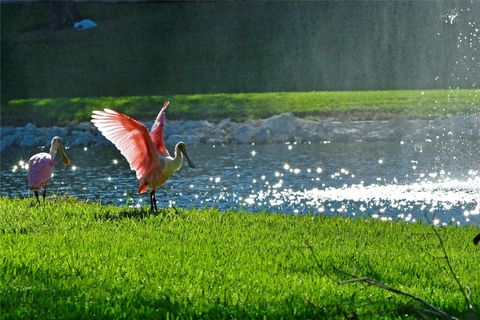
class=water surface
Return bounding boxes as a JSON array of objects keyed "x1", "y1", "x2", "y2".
[{"x1": 1, "y1": 140, "x2": 479, "y2": 225}]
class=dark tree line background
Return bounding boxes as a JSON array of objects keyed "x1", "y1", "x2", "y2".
[{"x1": 1, "y1": 1, "x2": 479, "y2": 102}]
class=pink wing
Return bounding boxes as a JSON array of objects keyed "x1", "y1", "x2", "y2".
[
  {"x1": 28, "y1": 153, "x2": 55, "y2": 189},
  {"x1": 150, "y1": 101, "x2": 170, "y2": 157},
  {"x1": 91, "y1": 109, "x2": 158, "y2": 180}
]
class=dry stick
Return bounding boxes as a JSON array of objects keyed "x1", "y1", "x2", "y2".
[
  {"x1": 332, "y1": 266, "x2": 457, "y2": 320},
  {"x1": 430, "y1": 225, "x2": 474, "y2": 316},
  {"x1": 427, "y1": 212, "x2": 474, "y2": 318},
  {"x1": 305, "y1": 246, "x2": 458, "y2": 320}
]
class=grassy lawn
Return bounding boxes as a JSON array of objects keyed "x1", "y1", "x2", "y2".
[
  {"x1": 1, "y1": 197, "x2": 479, "y2": 319},
  {"x1": 2, "y1": 89, "x2": 479, "y2": 126}
]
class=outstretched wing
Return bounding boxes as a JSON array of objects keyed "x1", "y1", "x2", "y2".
[
  {"x1": 150, "y1": 100, "x2": 170, "y2": 157},
  {"x1": 91, "y1": 109, "x2": 157, "y2": 180}
]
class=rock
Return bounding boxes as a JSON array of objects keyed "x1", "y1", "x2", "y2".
[
  {"x1": 24, "y1": 123, "x2": 37, "y2": 131},
  {"x1": 263, "y1": 113, "x2": 301, "y2": 135},
  {"x1": 183, "y1": 120, "x2": 198, "y2": 131},
  {"x1": 365, "y1": 130, "x2": 395, "y2": 142},
  {"x1": 15, "y1": 127, "x2": 24, "y2": 135},
  {"x1": 234, "y1": 125, "x2": 256, "y2": 144},
  {"x1": 252, "y1": 127, "x2": 270, "y2": 144},
  {"x1": 166, "y1": 134, "x2": 200, "y2": 146},
  {"x1": 49, "y1": 126, "x2": 68, "y2": 138},
  {"x1": 20, "y1": 135, "x2": 40, "y2": 147},
  {"x1": 77, "y1": 122, "x2": 97, "y2": 134},
  {"x1": 331, "y1": 128, "x2": 360, "y2": 142},
  {"x1": 1, "y1": 126, "x2": 15, "y2": 136},
  {"x1": 95, "y1": 139, "x2": 112, "y2": 147},
  {"x1": 70, "y1": 130, "x2": 95, "y2": 146},
  {"x1": 217, "y1": 118, "x2": 233, "y2": 130},
  {"x1": 206, "y1": 138, "x2": 224, "y2": 145},
  {"x1": 183, "y1": 120, "x2": 214, "y2": 137},
  {"x1": 163, "y1": 120, "x2": 184, "y2": 136},
  {"x1": 1, "y1": 135, "x2": 19, "y2": 152},
  {"x1": 263, "y1": 113, "x2": 309, "y2": 143},
  {"x1": 2, "y1": 114, "x2": 480, "y2": 152}
]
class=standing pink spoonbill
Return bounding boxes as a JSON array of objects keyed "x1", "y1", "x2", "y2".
[
  {"x1": 91, "y1": 101, "x2": 195, "y2": 210},
  {"x1": 28, "y1": 136, "x2": 71, "y2": 204}
]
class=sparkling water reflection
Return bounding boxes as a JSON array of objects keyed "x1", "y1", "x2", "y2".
[{"x1": 1, "y1": 140, "x2": 479, "y2": 225}]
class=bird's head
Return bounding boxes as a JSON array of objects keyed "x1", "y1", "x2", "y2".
[
  {"x1": 51, "y1": 136, "x2": 62, "y2": 146},
  {"x1": 51, "y1": 136, "x2": 71, "y2": 166},
  {"x1": 176, "y1": 142, "x2": 195, "y2": 168}
]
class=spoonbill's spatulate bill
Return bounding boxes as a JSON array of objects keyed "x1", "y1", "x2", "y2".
[
  {"x1": 91, "y1": 101, "x2": 195, "y2": 210},
  {"x1": 28, "y1": 136, "x2": 71, "y2": 204}
]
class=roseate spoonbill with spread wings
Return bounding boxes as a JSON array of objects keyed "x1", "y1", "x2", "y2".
[
  {"x1": 91, "y1": 101, "x2": 195, "y2": 210},
  {"x1": 28, "y1": 136, "x2": 71, "y2": 204}
]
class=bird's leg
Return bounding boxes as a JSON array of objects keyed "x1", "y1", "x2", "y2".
[
  {"x1": 150, "y1": 190, "x2": 157, "y2": 211},
  {"x1": 34, "y1": 191, "x2": 40, "y2": 205},
  {"x1": 42, "y1": 186, "x2": 47, "y2": 203},
  {"x1": 153, "y1": 190, "x2": 158, "y2": 211},
  {"x1": 149, "y1": 191, "x2": 154, "y2": 211}
]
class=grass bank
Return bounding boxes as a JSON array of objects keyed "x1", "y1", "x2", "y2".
[
  {"x1": 2, "y1": 89, "x2": 479, "y2": 126},
  {"x1": 1, "y1": 197, "x2": 479, "y2": 319}
]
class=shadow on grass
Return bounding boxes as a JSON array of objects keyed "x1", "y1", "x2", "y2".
[
  {"x1": 0, "y1": 263, "x2": 183, "y2": 319},
  {"x1": 95, "y1": 206, "x2": 185, "y2": 222}
]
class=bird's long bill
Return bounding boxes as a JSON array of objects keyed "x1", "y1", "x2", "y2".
[
  {"x1": 59, "y1": 144, "x2": 71, "y2": 166},
  {"x1": 181, "y1": 149, "x2": 195, "y2": 168}
]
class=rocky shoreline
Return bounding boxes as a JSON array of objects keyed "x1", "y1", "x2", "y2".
[{"x1": 1, "y1": 113, "x2": 479, "y2": 152}]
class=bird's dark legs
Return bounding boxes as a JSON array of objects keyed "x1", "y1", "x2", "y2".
[
  {"x1": 153, "y1": 192, "x2": 157, "y2": 211},
  {"x1": 42, "y1": 186, "x2": 47, "y2": 203},
  {"x1": 34, "y1": 191, "x2": 40, "y2": 205},
  {"x1": 150, "y1": 190, "x2": 157, "y2": 211}
]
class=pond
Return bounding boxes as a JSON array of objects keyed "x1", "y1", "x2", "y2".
[{"x1": 1, "y1": 140, "x2": 479, "y2": 225}]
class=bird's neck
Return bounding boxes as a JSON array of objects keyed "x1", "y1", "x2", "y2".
[
  {"x1": 49, "y1": 144, "x2": 58, "y2": 159},
  {"x1": 171, "y1": 146, "x2": 184, "y2": 172}
]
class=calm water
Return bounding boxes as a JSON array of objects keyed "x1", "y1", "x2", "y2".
[{"x1": 1, "y1": 140, "x2": 479, "y2": 225}]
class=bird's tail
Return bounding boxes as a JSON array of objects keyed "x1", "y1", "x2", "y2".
[{"x1": 138, "y1": 182, "x2": 149, "y2": 194}]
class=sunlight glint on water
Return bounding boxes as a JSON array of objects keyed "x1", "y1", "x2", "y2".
[{"x1": 1, "y1": 141, "x2": 479, "y2": 226}]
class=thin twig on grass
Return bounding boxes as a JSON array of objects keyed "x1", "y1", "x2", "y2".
[
  {"x1": 303, "y1": 245, "x2": 458, "y2": 320},
  {"x1": 426, "y1": 213, "x2": 474, "y2": 319},
  {"x1": 429, "y1": 223, "x2": 474, "y2": 319}
]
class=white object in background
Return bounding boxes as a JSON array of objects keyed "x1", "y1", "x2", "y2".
[{"x1": 74, "y1": 19, "x2": 97, "y2": 30}]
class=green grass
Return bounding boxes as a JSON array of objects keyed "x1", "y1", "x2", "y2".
[
  {"x1": 1, "y1": 197, "x2": 479, "y2": 319},
  {"x1": 2, "y1": 89, "x2": 479, "y2": 126}
]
